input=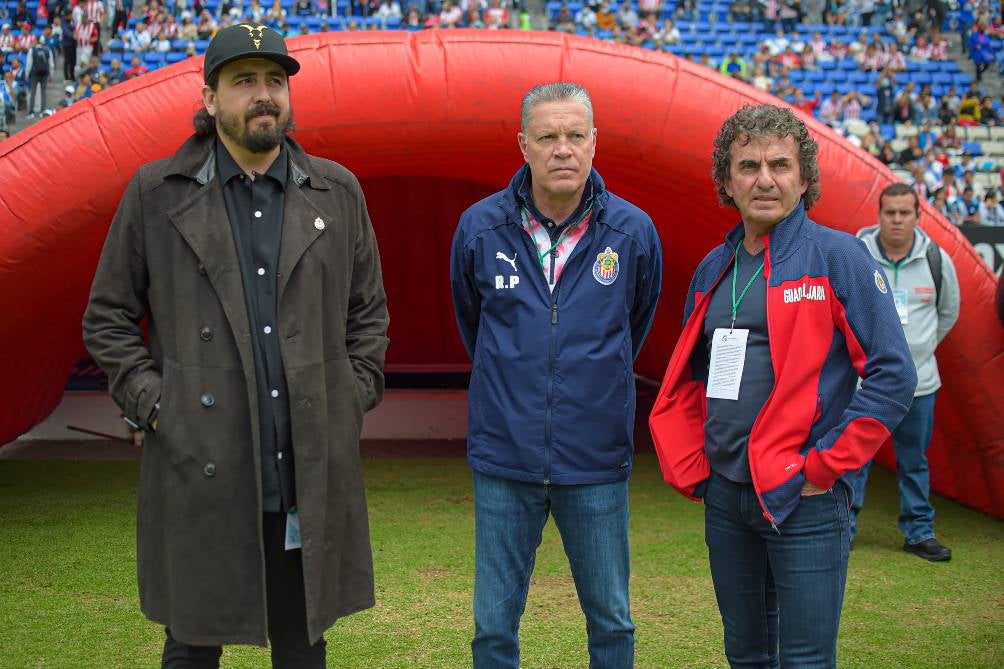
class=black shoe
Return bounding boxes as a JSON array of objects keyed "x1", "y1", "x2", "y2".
[{"x1": 903, "y1": 538, "x2": 952, "y2": 562}]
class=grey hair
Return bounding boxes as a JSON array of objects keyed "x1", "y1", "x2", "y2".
[
  {"x1": 520, "y1": 82, "x2": 594, "y2": 131},
  {"x1": 712, "y1": 103, "x2": 821, "y2": 210}
]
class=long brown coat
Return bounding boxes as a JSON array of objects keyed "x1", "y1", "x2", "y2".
[{"x1": 82, "y1": 134, "x2": 389, "y2": 646}]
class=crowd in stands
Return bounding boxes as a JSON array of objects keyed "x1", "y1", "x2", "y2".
[
  {"x1": 2, "y1": 0, "x2": 1002, "y2": 224},
  {"x1": 0, "y1": 0, "x2": 533, "y2": 130},
  {"x1": 549, "y1": 0, "x2": 1003, "y2": 225}
]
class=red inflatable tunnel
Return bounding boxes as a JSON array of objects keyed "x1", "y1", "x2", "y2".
[{"x1": 1, "y1": 31, "x2": 1002, "y2": 517}]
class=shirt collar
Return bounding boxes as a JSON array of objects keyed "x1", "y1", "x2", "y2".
[
  {"x1": 876, "y1": 230, "x2": 916, "y2": 263},
  {"x1": 516, "y1": 171, "x2": 594, "y2": 229},
  {"x1": 215, "y1": 136, "x2": 288, "y2": 191}
]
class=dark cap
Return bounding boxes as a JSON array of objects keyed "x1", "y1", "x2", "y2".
[{"x1": 203, "y1": 24, "x2": 300, "y2": 84}]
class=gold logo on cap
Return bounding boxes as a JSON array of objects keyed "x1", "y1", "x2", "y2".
[{"x1": 239, "y1": 24, "x2": 267, "y2": 50}]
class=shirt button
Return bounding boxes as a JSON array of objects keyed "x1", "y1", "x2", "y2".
[
  {"x1": 547, "y1": 221, "x2": 554, "y2": 228},
  {"x1": 271, "y1": 389, "x2": 279, "y2": 398},
  {"x1": 277, "y1": 452, "x2": 284, "y2": 460},
  {"x1": 203, "y1": 462, "x2": 216, "y2": 477},
  {"x1": 254, "y1": 210, "x2": 262, "y2": 218},
  {"x1": 200, "y1": 393, "x2": 215, "y2": 408},
  {"x1": 200, "y1": 326, "x2": 213, "y2": 341},
  {"x1": 263, "y1": 326, "x2": 272, "y2": 334},
  {"x1": 257, "y1": 267, "x2": 266, "y2": 276}
]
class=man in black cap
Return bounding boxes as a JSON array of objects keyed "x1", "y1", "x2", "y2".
[{"x1": 83, "y1": 24, "x2": 389, "y2": 668}]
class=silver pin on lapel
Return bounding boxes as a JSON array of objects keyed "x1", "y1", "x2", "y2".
[{"x1": 314, "y1": 217, "x2": 325, "y2": 230}]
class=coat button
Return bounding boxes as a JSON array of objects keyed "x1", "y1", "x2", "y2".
[
  {"x1": 203, "y1": 463, "x2": 216, "y2": 477},
  {"x1": 200, "y1": 393, "x2": 215, "y2": 408},
  {"x1": 200, "y1": 327, "x2": 213, "y2": 341}
]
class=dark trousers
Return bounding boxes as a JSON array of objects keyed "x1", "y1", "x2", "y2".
[
  {"x1": 161, "y1": 513, "x2": 326, "y2": 669},
  {"x1": 63, "y1": 43, "x2": 76, "y2": 81}
]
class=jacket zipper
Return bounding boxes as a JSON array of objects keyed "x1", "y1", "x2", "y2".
[
  {"x1": 544, "y1": 292, "x2": 558, "y2": 484},
  {"x1": 744, "y1": 244, "x2": 780, "y2": 532}
]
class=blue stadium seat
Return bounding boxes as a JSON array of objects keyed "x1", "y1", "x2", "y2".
[
  {"x1": 166, "y1": 52, "x2": 187, "y2": 64},
  {"x1": 962, "y1": 142, "x2": 982, "y2": 156},
  {"x1": 838, "y1": 58, "x2": 857, "y2": 70},
  {"x1": 952, "y1": 73, "x2": 973, "y2": 87}
]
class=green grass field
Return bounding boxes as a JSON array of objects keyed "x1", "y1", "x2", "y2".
[{"x1": 1, "y1": 455, "x2": 1001, "y2": 668}]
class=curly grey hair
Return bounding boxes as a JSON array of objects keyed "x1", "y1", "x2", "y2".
[{"x1": 711, "y1": 104, "x2": 821, "y2": 210}]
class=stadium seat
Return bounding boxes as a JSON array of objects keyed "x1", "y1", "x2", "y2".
[
  {"x1": 952, "y1": 73, "x2": 974, "y2": 87},
  {"x1": 965, "y1": 126, "x2": 991, "y2": 141},
  {"x1": 166, "y1": 52, "x2": 187, "y2": 64},
  {"x1": 962, "y1": 142, "x2": 983, "y2": 156}
]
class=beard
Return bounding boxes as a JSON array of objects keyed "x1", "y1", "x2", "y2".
[{"x1": 218, "y1": 102, "x2": 295, "y2": 154}]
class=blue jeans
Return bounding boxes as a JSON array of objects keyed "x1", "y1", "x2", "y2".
[
  {"x1": 705, "y1": 472, "x2": 850, "y2": 669},
  {"x1": 849, "y1": 392, "x2": 936, "y2": 545},
  {"x1": 471, "y1": 471, "x2": 634, "y2": 669}
]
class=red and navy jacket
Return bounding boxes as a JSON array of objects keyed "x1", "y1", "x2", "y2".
[{"x1": 649, "y1": 203, "x2": 916, "y2": 526}]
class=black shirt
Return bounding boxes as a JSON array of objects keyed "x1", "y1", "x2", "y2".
[
  {"x1": 702, "y1": 243, "x2": 774, "y2": 483},
  {"x1": 217, "y1": 138, "x2": 295, "y2": 513}
]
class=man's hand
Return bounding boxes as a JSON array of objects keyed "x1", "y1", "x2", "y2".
[{"x1": 801, "y1": 480, "x2": 829, "y2": 496}]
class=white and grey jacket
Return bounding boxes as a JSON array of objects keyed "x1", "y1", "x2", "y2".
[{"x1": 857, "y1": 225, "x2": 960, "y2": 397}]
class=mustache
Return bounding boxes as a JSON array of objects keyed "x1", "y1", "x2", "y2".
[{"x1": 245, "y1": 103, "x2": 281, "y2": 120}]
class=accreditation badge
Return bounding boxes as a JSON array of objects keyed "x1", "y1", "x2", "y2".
[
  {"x1": 593, "y1": 247, "x2": 620, "y2": 286},
  {"x1": 893, "y1": 289, "x2": 909, "y2": 325}
]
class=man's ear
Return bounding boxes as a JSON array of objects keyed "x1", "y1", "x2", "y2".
[{"x1": 202, "y1": 84, "x2": 217, "y2": 117}]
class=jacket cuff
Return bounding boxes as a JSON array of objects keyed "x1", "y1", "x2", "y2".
[{"x1": 803, "y1": 449, "x2": 840, "y2": 490}]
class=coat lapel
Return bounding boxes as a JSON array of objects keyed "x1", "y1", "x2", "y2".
[
  {"x1": 167, "y1": 180, "x2": 254, "y2": 369},
  {"x1": 278, "y1": 184, "x2": 327, "y2": 300}
]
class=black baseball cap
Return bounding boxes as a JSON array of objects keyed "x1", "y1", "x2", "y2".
[{"x1": 203, "y1": 24, "x2": 300, "y2": 85}]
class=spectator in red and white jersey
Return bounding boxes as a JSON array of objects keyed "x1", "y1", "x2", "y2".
[
  {"x1": 858, "y1": 44, "x2": 886, "y2": 71},
  {"x1": 910, "y1": 34, "x2": 934, "y2": 61},
  {"x1": 819, "y1": 91, "x2": 843, "y2": 126},
  {"x1": 83, "y1": 0, "x2": 105, "y2": 25},
  {"x1": 808, "y1": 31, "x2": 829, "y2": 60},
  {"x1": 73, "y1": 16, "x2": 98, "y2": 75},
  {"x1": 15, "y1": 22, "x2": 36, "y2": 52},
  {"x1": 885, "y1": 42, "x2": 907, "y2": 71},
  {"x1": 0, "y1": 24, "x2": 16, "y2": 53},
  {"x1": 842, "y1": 90, "x2": 872, "y2": 122},
  {"x1": 484, "y1": 0, "x2": 508, "y2": 28}
]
